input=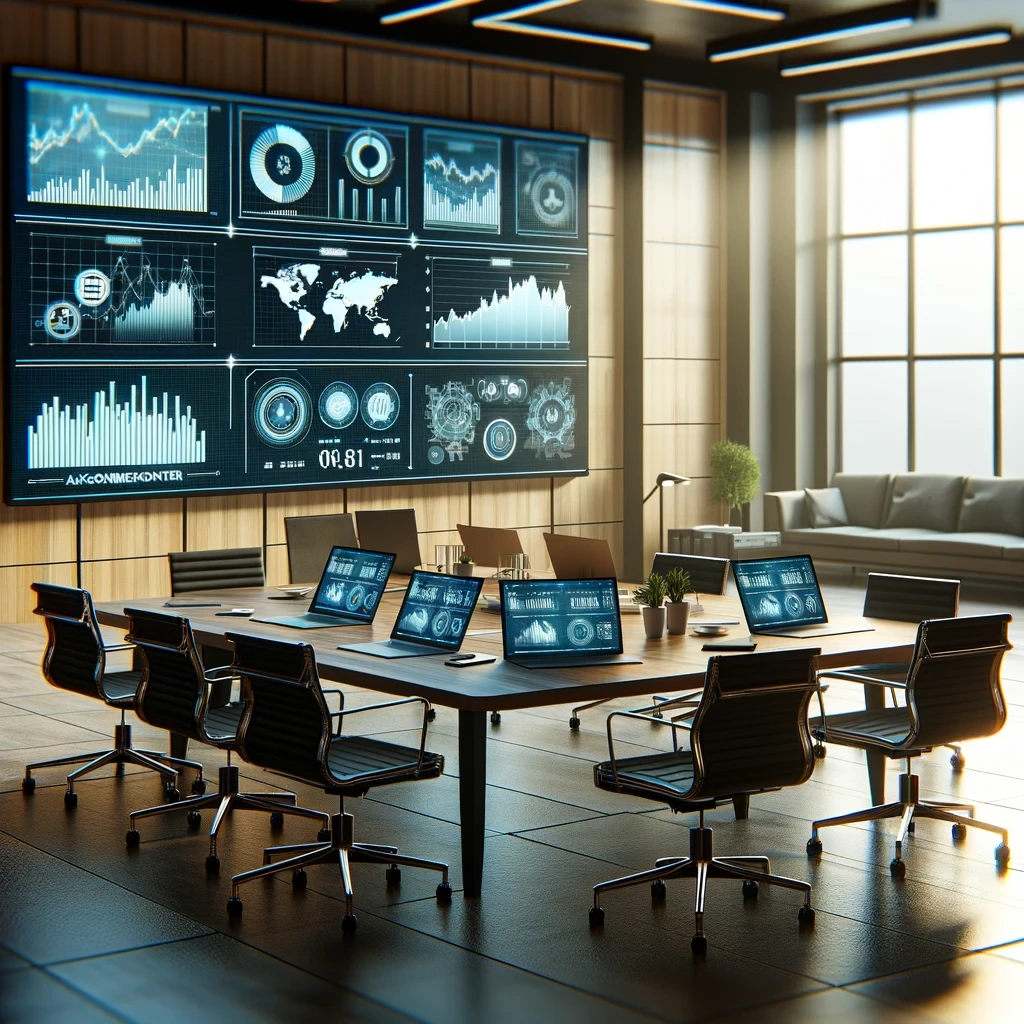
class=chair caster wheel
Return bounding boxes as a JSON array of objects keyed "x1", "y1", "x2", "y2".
[
  {"x1": 490, "y1": 711, "x2": 501, "y2": 725},
  {"x1": 386, "y1": 865, "x2": 402, "y2": 886},
  {"x1": 690, "y1": 934, "x2": 708, "y2": 954},
  {"x1": 798, "y1": 906, "x2": 815, "y2": 925},
  {"x1": 952, "y1": 823, "x2": 967, "y2": 842},
  {"x1": 292, "y1": 869, "x2": 307, "y2": 889},
  {"x1": 187, "y1": 810, "x2": 202, "y2": 829},
  {"x1": 813, "y1": 742, "x2": 826, "y2": 759},
  {"x1": 191, "y1": 778, "x2": 207, "y2": 795},
  {"x1": 589, "y1": 906, "x2": 605, "y2": 927},
  {"x1": 652, "y1": 709, "x2": 664, "y2": 720},
  {"x1": 996, "y1": 843, "x2": 1011, "y2": 866},
  {"x1": 427, "y1": 708, "x2": 436, "y2": 722},
  {"x1": 569, "y1": 716, "x2": 580, "y2": 731},
  {"x1": 227, "y1": 896, "x2": 242, "y2": 918},
  {"x1": 206, "y1": 855, "x2": 221, "y2": 876},
  {"x1": 341, "y1": 914, "x2": 358, "y2": 934},
  {"x1": 318, "y1": 827, "x2": 332, "y2": 843},
  {"x1": 651, "y1": 880, "x2": 666, "y2": 902},
  {"x1": 22, "y1": 777, "x2": 35, "y2": 794},
  {"x1": 742, "y1": 879, "x2": 759, "y2": 900},
  {"x1": 64, "y1": 791, "x2": 78, "y2": 808},
  {"x1": 165, "y1": 788, "x2": 180, "y2": 803},
  {"x1": 125, "y1": 829, "x2": 140, "y2": 847},
  {"x1": 950, "y1": 752, "x2": 966, "y2": 771},
  {"x1": 806, "y1": 837, "x2": 822, "y2": 856},
  {"x1": 889, "y1": 858, "x2": 906, "y2": 878},
  {"x1": 436, "y1": 881, "x2": 452, "y2": 904},
  {"x1": 270, "y1": 811, "x2": 284, "y2": 828}
]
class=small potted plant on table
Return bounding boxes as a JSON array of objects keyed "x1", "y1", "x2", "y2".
[
  {"x1": 664, "y1": 567, "x2": 692, "y2": 635},
  {"x1": 454, "y1": 554, "x2": 475, "y2": 577},
  {"x1": 634, "y1": 573, "x2": 668, "y2": 639}
]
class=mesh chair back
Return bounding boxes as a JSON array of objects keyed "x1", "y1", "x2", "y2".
[
  {"x1": 906, "y1": 614, "x2": 1011, "y2": 749},
  {"x1": 862, "y1": 573, "x2": 959, "y2": 622},
  {"x1": 651, "y1": 553, "x2": 729, "y2": 596},
  {"x1": 168, "y1": 548, "x2": 264, "y2": 595},
  {"x1": 227, "y1": 632, "x2": 330, "y2": 784},
  {"x1": 126, "y1": 608, "x2": 206, "y2": 740},
  {"x1": 688, "y1": 648, "x2": 818, "y2": 800},
  {"x1": 31, "y1": 583, "x2": 105, "y2": 700},
  {"x1": 284, "y1": 513, "x2": 357, "y2": 584}
]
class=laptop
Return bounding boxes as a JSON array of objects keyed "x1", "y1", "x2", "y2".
[
  {"x1": 254, "y1": 546, "x2": 395, "y2": 629},
  {"x1": 731, "y1": 554, "x2": 875, "y2": 639},
  {"x1": 457, "y1": 523, "x2": 523, "y2": 569},
  {"x1": 339, "y1": 570, "x2": 485, "y2": 658},
  {"x1": 500, "y1": 577, "x2": 642, "y2": 669},
  {"x1": 544, "y1": 533, "x2": 619, "y2": 580},
  {"x1": 354, "y1": 508, "x2": 421, "y2": 575}
]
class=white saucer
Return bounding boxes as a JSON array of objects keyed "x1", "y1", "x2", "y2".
[{"x1": 691, "y1": 624, "x2": 729, "y2": 637}]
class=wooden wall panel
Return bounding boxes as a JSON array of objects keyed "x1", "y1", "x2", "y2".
[
  {"x1": 589, "y1": 357, "x2": 622, "y2": 470},
  {"x1": 471, "y1": 478, "x2": 551, "y2": 531},
  {"x1": 0, "y1": 504, "x2": 76, "y2": 568},
  {"x1": 0, "y1": 562, "x2": 76, "y2": 624},
  {"x1": 588, "y1": 233, "x2": 618, "y2": 360},
  {"x1": 80, "y1": 499, "x2": 182, "y2": 561},
  {"x1": 552, "y1": 77, "x2": 620, "y2": 140},
  {"x1": 186, "y1": 24, "x2": 263, "y2": 93},
  {"x1": 552, "y1": 468, "x2": 622, "y2": 526},
  {"x1": 0, "y1": 1, "x2": 58, "y2": 65},
  {"x1": 186, "y1": 494, "x2": 262, "y2": 551},
  {"x1": 470, "y1": 65, "x2": 551, "y2": 128},
  {"x1": 81, "y1": 556, "x2": 170, "y2": 604},
  {"x1": 265, "y1": 489, "x2": 346, "y2": 546},
  {"x1": 346, "y1": 483, "x2": 469, "y2": 535},
  {"x1": 265, "y1": 544, "x2": 288, "y2": 587},
  {"x1": 643, "y1": 359, "x2": 721, "y2": 424},
  {"x1": 265, "y1": 34, "x2": 345, "y2": 104},
  {"x1": 643, "y1": 424, "x2": 719, "y2": 483},
  {"x1": 80, "y1": 11, "x2": 184, "y2": 82},
  {"x1": 345, "y1": 48, "x2": 469, "y2": 118}
]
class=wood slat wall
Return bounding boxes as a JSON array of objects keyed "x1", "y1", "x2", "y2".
[{"x1": 0, "y1": 0, "x2": 638, "y2": 620}]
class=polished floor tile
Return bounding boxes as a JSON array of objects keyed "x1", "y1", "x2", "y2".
[{"x1": 0, "y1": 968, "x2": 124, "y2": 1024}]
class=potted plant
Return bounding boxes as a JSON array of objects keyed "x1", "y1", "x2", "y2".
[
  {"x1": 664, "y1": 567, "x2": 692, "y2": 635},
  {"x1": 454, "y1": 553, "x2": 474, "y2": 577},
  {"x1": 710, "y1": 439, "x2": 761, "y2": 527},
  {"x1": 633, "y1": 573, "x2": 668, "y2": 639}
]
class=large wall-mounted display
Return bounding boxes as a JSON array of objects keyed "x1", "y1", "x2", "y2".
[{"x1": 3, "y1": 68, "x2": 588, "y2": 504}]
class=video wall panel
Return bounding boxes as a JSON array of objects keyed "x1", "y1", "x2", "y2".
[{"x1": 3, "y1": 67, "x2": 588, "y2": 504}]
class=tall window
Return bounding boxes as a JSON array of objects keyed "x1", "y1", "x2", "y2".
[{"x1": 833, "y1": 84, "x2": 1024, "y2": 477}]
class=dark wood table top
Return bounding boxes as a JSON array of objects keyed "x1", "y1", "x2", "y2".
[{"x1": 95, "y1": 581, "x2": 918, "y2": 713}]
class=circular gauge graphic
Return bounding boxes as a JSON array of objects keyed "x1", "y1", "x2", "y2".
[
  {"x1": 360, "y1": 383, "x2": 400, "y2": 431},
  {"x1": 478, "y1": 380, "x2": 501, "y2": 402},
  {"x1": 784, "y1": 593, "x2": 804, "y2": 617},
  {"x1": 505, "y1": 378, "x2": 529, "y2": 403},
  {"x1": 344, "y1": 128, "x2": 394, "y2": 186},
  {"x1": 431, "y1": 609, "x2": 451, "y2": 638},
  {"x1": 805, "y1": 595, "x2": 821, "y2": 615},
  {"x1": 318, "y1": 382, "x2": 358, "y2": 430},
  {"x1": 249, "y1": 124, "x2": 316, "y2": 204},
  {"x1": 252, "y1": 378, "x2": 311, "y2": 447},
  {"x1": 345, "y1": 585, "x2": 366, "y2": 612},
  {"x1": 567, "y1": 618, "x2": 595, "y2": 648},
  {"x1": 74, "y1": 270, "x2": 111, "y2": 307},
  {"x1": 483, "y1": 419, "x2": 516, "y2": 461},
  {"x1": 363, "y1": 589, "x2": 379, "y2": 611},
  {"x1": 43, "y1": 302, "x2": 81, "y2": 341},
  {"x1": 534, "y1": 396, "x2": 566, "y2": 436},
  {"x1": 427, "y1": 445, "x2": 445, "y2": 465},
  {"x1": 530, "y1": 169, "x2": 575, "y2": 229}
]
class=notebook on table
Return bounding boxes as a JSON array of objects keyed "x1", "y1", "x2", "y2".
[
  {"x1": 731, "y1": 554, "x2": 875, "y2": 639},
  {"x1": 339, "y1": 570, "x2": 485, "y2": 658},
  {"x1": 253, "y1": 546, "x2": 395, "y2": 629},
  {"x1": 499, "y1": 577, "x2": 642, "y2": 669}
]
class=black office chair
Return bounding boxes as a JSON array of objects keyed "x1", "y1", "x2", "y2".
[
  {"x1": 224, "y1": 631, "x2": 451, "y2": 933},
  {"x1": 168, "y1": 547, "x2": 265, "y2": 594},
  {"x1": 122, "y1": 608, "x2": 330, "y2": 873},
  {"x1": 590, "y1": 648, "x2": 820, "y2": 954},
  {"x1": 808, "y1": 614, "x2": 1011, "y2": 878},
  {"x1": 21, "y1": 583, "x2": 203, "y2": 807},
  {"x1": 813, "y1": 572, "x2": 961, "y2": 779},
  {"x1": 284, "y1": 513, "x2": 358, "y2": 584}
]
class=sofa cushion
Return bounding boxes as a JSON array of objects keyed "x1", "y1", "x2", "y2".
[
  {"x1": 833, "y1": 474, "x2": 891, "y2": 529},
  {"x1": 783, "y1": 526, "x2": 900, "y2": 551},
  {"x1": 1001, "y1": 538, "x2": 1024, "y2": 562},
  {"x1": 897, "y1": 532, "x2": 1014, "y2": 559},
  {"x1": 882, "y1": 474, "x2": 964, "y2": 532},
  {"x1": 958, "y1": 477, "x2": 1024, "y2": 536},
  {"x1": 804, "y1": 487, "x2": 849, "y2": 528}
]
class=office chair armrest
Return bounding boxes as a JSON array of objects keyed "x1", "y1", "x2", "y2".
[
  {"x1": 321, "y1": 688, "x2": 345, "y2": 711},
  {"x1": 605, "y1": 709, "x2": 693, "y2": 785},
  {"x1": 331, "y1": 696, "x2": 432, "y2": 770},
  {"x1": 626, "y1": 692, "x2": 701, "y2": 717},
  {"x1": 818, "y1": 662, "x2": 907, "y2": 682},
  {"x1": 203, "y1": 665, "x2": 236, "y2": 681},
  {"x1": 819, "y1": 670, "x2": 906, "y2": 689},
  {"x1": 102, "y1": 642, "x2": 134, "y2": 653}
]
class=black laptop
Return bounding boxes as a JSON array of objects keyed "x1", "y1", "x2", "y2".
[
  {"x1": 732, "y1": 554, "x2": 874, "y2": 639},
  {"x1": 339, "y1": 570, "x2": 484, "y2": 658},
  {"x1": 254, "y1": 545, "x2": 395, "y2": 629},
  {"x1": 499, "y1": 577, "x2": 642, "y2": 669}
]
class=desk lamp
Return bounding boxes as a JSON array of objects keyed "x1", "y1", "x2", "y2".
[{"x1": 643, "y1": 472, "x2": 691, "y2": 556}]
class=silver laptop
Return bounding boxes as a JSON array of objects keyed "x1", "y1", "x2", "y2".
[
  {"x1": 732, "y1": 554, "x2": 874, "y2": 639},
  {"x1": 340, "y1": 570, "x2": 484, "y2": 658}
]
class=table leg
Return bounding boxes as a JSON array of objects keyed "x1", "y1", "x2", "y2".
[{"x1": 458, "y1": 709, "x2": 487, "y2": 898}]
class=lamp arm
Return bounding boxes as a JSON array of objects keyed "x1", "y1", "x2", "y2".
[{"x1": 642, "y1": 484, "x2": 660, "y2": 504}]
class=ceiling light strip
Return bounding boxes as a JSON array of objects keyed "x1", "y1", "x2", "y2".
[
  {"x1": 646, "y1": 0, "x2": 786, "y2": 22},
  {"x1": 472, "y1": 16, "x2": 653, "y2": 50},
  {"x1": 710, "y1": 16, "x2": 913, "y2": 61},
  {"x1": 483, "y1": 0, "x2": 580, "y2": 20},
  {"x1": 379, "y1": 0, "x2": 480, "y2": 26}
]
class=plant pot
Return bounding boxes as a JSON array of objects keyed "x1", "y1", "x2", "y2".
[
  {"x1": 454, "y1": 563, "x2": 474, "y2": 577},
  {"x1": 642, "y1": 606, "x2": 666, "y2": 639},
  {"x1": 665, "y1": 600, "x2": 689, "y2": 636}
]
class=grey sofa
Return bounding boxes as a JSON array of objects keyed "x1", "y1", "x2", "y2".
[{"x1": 764, "y1": 474, "x2": 1024, "y2": 582}]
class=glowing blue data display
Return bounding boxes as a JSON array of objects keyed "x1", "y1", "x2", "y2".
[
  {"x1": 501, "y1": 579, "x2": 623, "y2": 658},
  {"x1": 311, "y1": 547, "x2": 394, "y2": 622},
  {"x1": 392, "y1": 571, "x2": 484, "y2": 649},
  {"x1": 733, "y1": 555, "x2": 827, "y2": 630},
  {"x1": 423, "y1": 131, "x2": 500, "y2": 233}
]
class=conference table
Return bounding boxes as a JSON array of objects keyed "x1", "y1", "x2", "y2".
[{"x1": 96, "y1": 583, "x2": 918, "y2": 898}]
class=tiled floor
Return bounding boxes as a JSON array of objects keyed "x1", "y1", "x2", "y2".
[{"x1": 2, "y1": 570, "x2": 1024, "y2": 1023}]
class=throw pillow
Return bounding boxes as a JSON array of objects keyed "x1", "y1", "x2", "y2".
[
  {"x1": 804, "y1": 487, "x2": 849, "y2": 528},
  {"x1": 882, "y1": 474, "x2": 964, "y2": 532}
]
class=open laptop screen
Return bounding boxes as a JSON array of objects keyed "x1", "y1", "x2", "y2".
[
  {"x1": 732, "y1": 555, "x2": 827, "y2": 631},
  {"x1": 310, "y1": 546, "x2": 395, "y2": 622},
  {"x1": 500, "y1": 578, "x2": 623, "y2": 659},
  {"x1": 391, "y1": 571, "x2": 484, "y2": 650}
]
